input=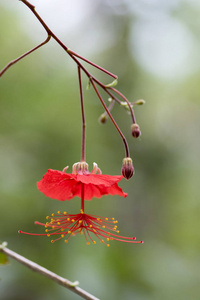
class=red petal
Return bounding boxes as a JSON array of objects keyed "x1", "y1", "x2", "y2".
[
  {"x1": 72, "y1": 183, "x2": 128, "y2": 200},
  {"x1": 37, "y1": 169, "x2": 127, "y2": 201},
  {"x1": 37, "y1": 169, "x2": 77, "y2": 201},
  {"x1": 76, "y1": 174, "x2": 124, "y2": 186}
]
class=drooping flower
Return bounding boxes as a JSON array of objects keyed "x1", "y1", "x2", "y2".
[
  {"x1": 19, "y1": 210, "x2": 143, "y2": 246},
  {"x1": 37, "y1": 162, "x2": 128, "y2": 201}
]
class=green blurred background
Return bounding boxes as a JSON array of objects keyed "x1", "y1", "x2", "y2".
[{"x1": 0, "y1": 0, "x2": 200, "y2": 299}]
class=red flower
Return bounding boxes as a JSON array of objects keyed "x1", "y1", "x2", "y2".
[
  {"x1": 37, "y1": 162, "x2": 128, "y2": 200},
  {"x1": 19, "y1": 210, "x2": 143, "y2": 246}
]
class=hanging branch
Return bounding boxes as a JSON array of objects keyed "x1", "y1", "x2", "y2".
[
  {"x1": 0, "y1": 243, "x2": 99, "y2": 300},
  {"x1": 0, "y1": 0, "x2": 143, "y2": 159}
]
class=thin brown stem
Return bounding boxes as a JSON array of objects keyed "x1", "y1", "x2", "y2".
[
  {"x1": 0, "y1": 246, "x2": 99, "y2": 300},
  {"x1": 78, "y1": 66, "x2": 86, "y2": 162},
  {"x1": 68, "y1": 49, "x2": 117, "y2": 79},
  {"x1": 90, "y1": 79, "x2": 130, "y2": 158},
  {"x1": 0, "y1": 35, "x2": 51, "y2": 77}
]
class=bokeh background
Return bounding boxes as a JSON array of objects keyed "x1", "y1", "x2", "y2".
[{"x1": 0, "y1": 0, "x2": 200, "y2": 299}]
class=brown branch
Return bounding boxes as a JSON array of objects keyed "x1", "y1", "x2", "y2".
[
  {"x1": 0, "y1": 245, "x2": 99, "y2": 300},
  {"x1": 0, "y1": 35, "x2": 51, "y2": 77}
]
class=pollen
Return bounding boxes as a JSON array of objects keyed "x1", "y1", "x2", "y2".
[
  {"x1": 87, "y1": 242, "x2": 90, "y2": 245},
  {"x1": 57, "y1": 222, "x2": 61, "y2": 225},
  {"x1": 89, "y1": 225, "x2": 92, "y2": 228},
  {"x1": 79, "y1": 220, "x2": 82, "y2": 223},
  {"x1": 107, "y1": 244, "x2": 110, "y2": 247},
  {"x1": 93, "y1": 241, "x2": 96, "y2": 244},
  {"x1": 61, "y1": 234, "x2": 65, "y2": 238},
  {"x1": 72, "y1": 219, "x2": 75, "y2": 222},
  {"x1": 46, "y1": 216, "x2": 49, "y2": 220},
  {"x1": 51, "y1": 213, "x2": 54, "y2": 217},
  {"x1": 45, "y1": 229, "x2": 48, "y2": 232},
  {"x1": 47, "y1": 234, "x2": 50, "y2": 237},
  {"x1": 51, "y1": 240, "x2": 54, "y2": 243},
  {"x1": 64, "y1": 211, "x2": 67, "y2": 215},
  {"x1": 105, "y1": 218, "x2": 108, "y2": 221},
  {"x1": 68, "y1": 231, "x2": 71, "y2": 234},
  {"x1": 64, "y1": 240, "x2": 68, "y2": 243},
  {"x1": 57, "y1": 211, "x2": 60, "y2": 214}
]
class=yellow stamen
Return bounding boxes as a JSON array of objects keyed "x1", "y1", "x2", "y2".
[
  {"x1": 64, "y1": 240, "x2": 68, "y2": 243},
  {"x1": 57, "y1": 211, "x2": 60, "y2": 214},
  {"x1": 93, "y1": 241, "x2": 96, "y2": 244},
  {"x1": 51, "y1": 240, "x2": 54, "y2": 243}
]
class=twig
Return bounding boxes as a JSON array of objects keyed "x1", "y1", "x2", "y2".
[
  {"x1": 0, "y1": 245, "x2": 100, "y2": 300},
  {"x1": 0, "y1": 35, "x2": 51, "y2": 77}
]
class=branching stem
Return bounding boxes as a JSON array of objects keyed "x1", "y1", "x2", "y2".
[{"x1": 1, "y1": 0, "x2": 137, "y2": 158}]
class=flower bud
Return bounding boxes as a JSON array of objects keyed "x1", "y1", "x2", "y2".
[
  {"x1": 121, "y1": 157, "x2": 134, "y2": 180},
  {"x1": 99, "y1": 113, "x2": 108, "y2": 124},
  {"x1": 131, "y1": 123, "x2": 141, "y2": 138},
  {"x1": 134, "y1": 99, "x2": 145, "y2": 105}
]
